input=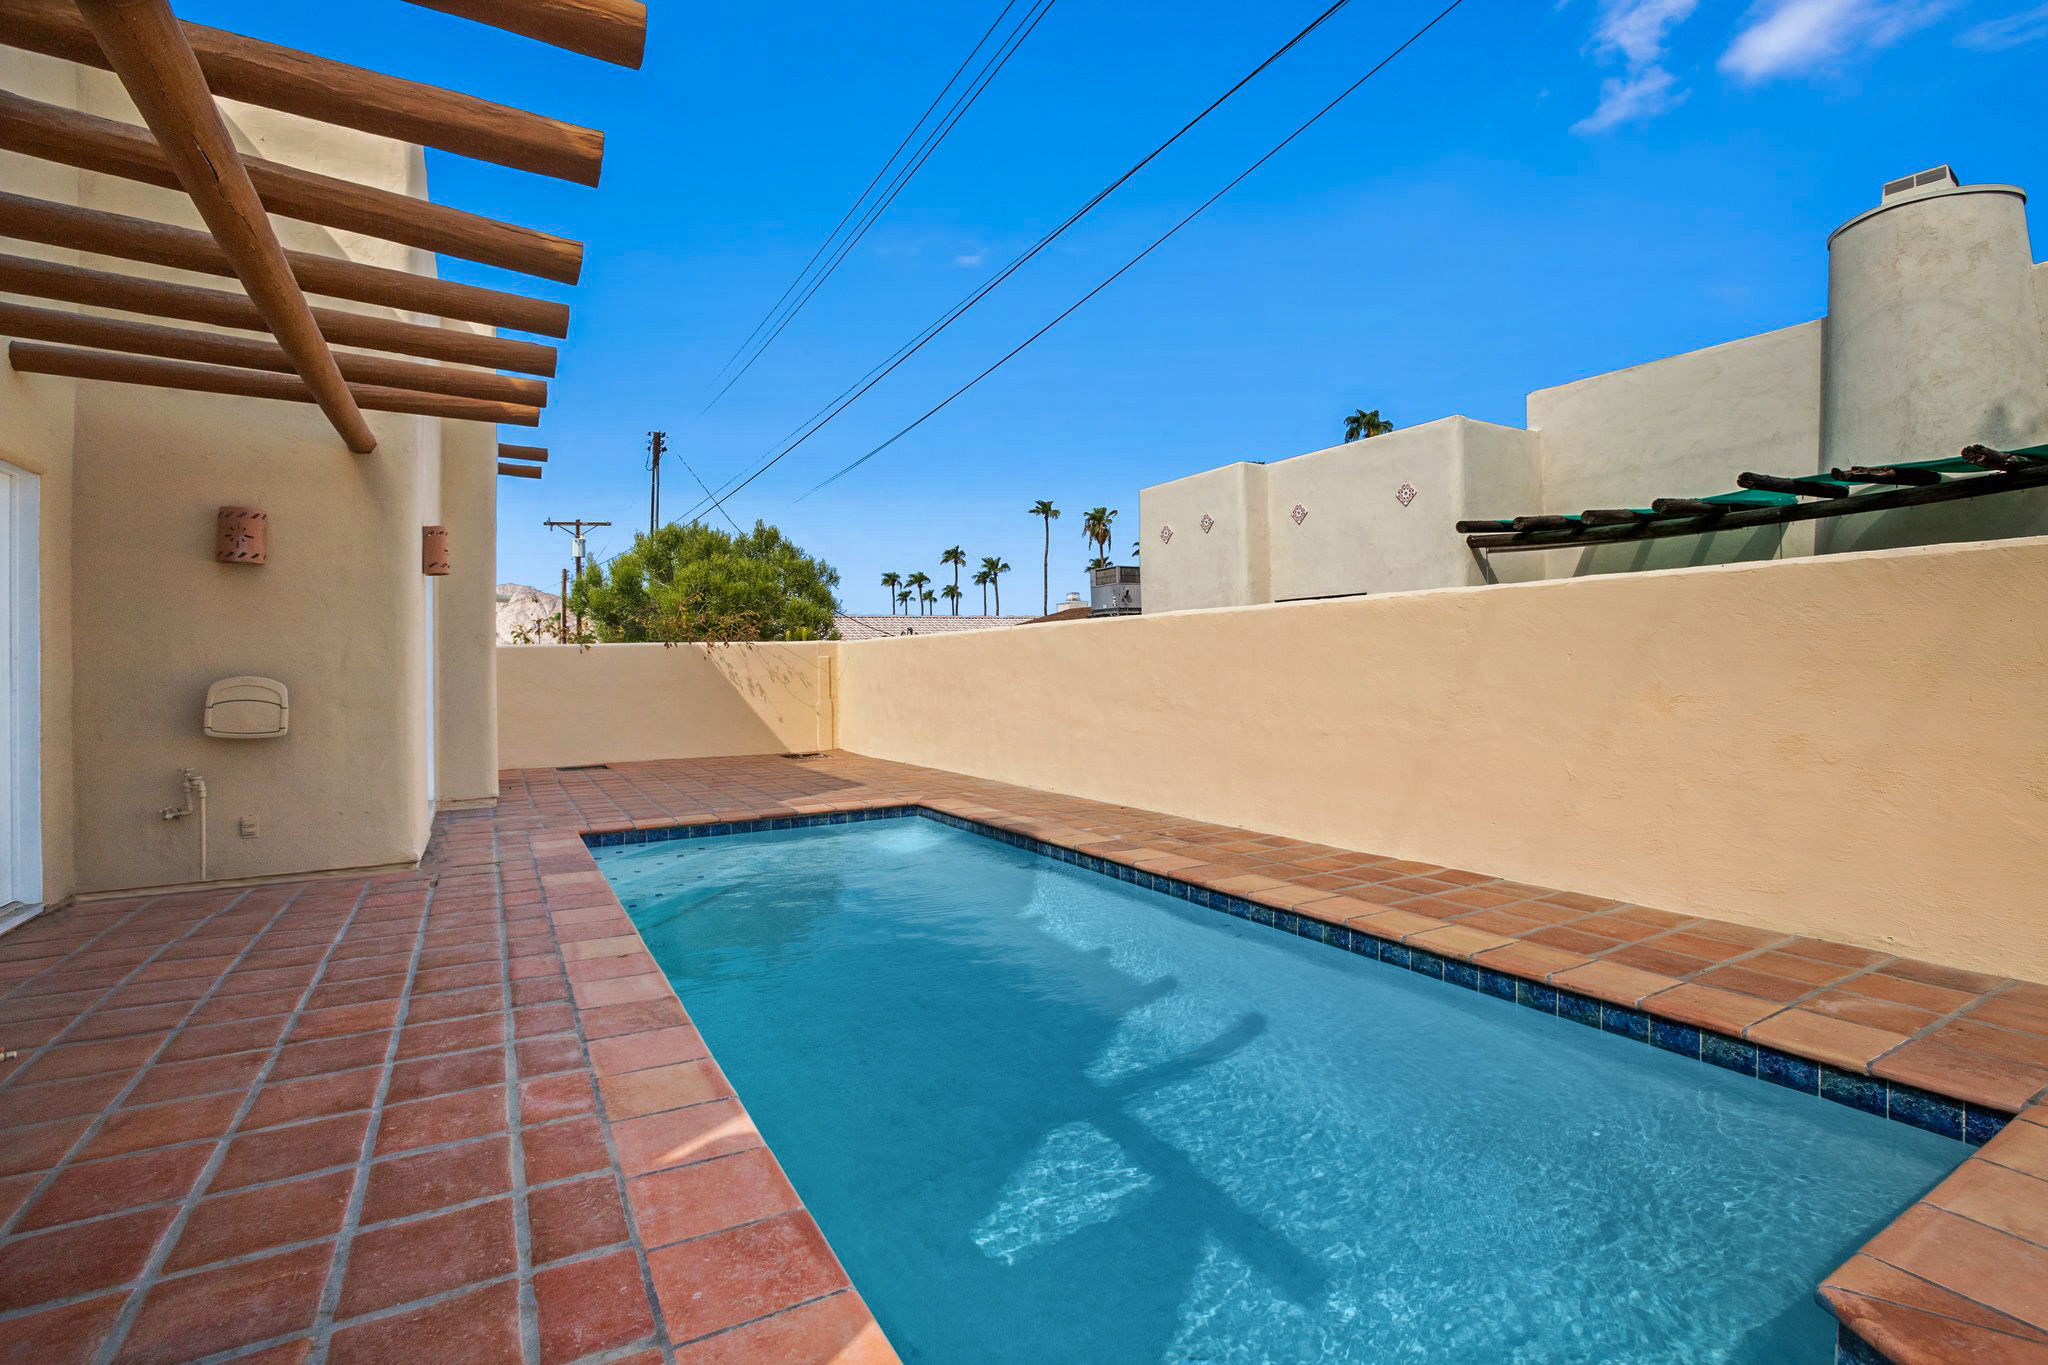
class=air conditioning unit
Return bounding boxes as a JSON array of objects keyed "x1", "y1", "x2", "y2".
[{"x1": 1089, "y1": 564, "x2": 1141, "y2": 616}]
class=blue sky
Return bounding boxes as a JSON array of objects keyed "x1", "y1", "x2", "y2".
[{"x1": 186, "y1": 0, "x2": 2045, "y2": 614}]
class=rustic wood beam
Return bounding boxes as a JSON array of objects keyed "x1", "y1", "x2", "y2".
[
  {"x1": 1580, "y1": 508, "x2": 1652, "y2": 525},
  {"x1": 0, "y1": 300, "x2": 547, "y2": 405},
  {"x1": 1962, "y1": 443, "x2": 2047, "y2": 473},
  {"x1": 1648, "y1": 498, "x2": 1730, "y2": 517},
  {"x1": 0, "y1": 90, "x2": 584, "y2": 283},
  {"x1": 1831, "y1": 465, "x2": 1943, "y2": 487},
  {"x1": 10, "y1": 340, "x2": 541, "y2": 425},
  {"x1": 73, "y1": 0, "x2": 375, "y2": 451},
  {"x1": 1736, "y1": 471, "x2": 1852, "y2": 499},
  {"x1": 0, "y1": 191, "x2": 571, "y2": 336},
  {"x1": 403, "y1": 0, "x2": 647, "y2": 68},
  {"x1": 0, "y1": 252, "x2": 559, "y2": 376},
  {"x1": 0, "y1": 0, "x2": 606, "y2": 184},
  {"x1": 498, "y1": 442, "x2": 548, "y2": 462},
  {"x1": 498, "y1": 461, "x2": 544, "y2": 478},
  {"x1": 1467, "y1": 465, "x2": 2048, "y2": 552}
]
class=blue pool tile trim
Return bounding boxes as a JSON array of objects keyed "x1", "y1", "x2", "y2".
[{"x1": 586, "y1": 807, "x2": 2011, "y2": 1145}]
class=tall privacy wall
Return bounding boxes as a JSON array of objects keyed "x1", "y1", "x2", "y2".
[
  {"x1": 833, "y1": 536, "x2": 2048, "y2": 980},
  {"x1": 498, "y1": 643, "x2": 835, "y2": 771}
]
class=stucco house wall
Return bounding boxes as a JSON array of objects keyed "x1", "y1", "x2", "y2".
[{"x1": 1, "y1": 50, "x2": 499, "y2": 899}]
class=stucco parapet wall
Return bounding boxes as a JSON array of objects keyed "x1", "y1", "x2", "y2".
[
  {"x1": 1828, "y1": 182, "x2": 2026, "y2": 245},
  {"x1": 832, "y1": 533, "x2": 2048, "y2": 982},
  {"x1": 1524, "y1": 317, "x2": 1823, "y2": 410}
]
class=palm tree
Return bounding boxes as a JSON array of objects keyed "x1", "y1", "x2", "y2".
[
  {"x1": 980, "y1": 556, "x2": 1010, "y2": 614},
  {"x1": 972, "y1": 567, "x2": 991, "y2": 614},
  {"x1": 920, "y1": 587, "x2": 936, "y2": 614},
  {"x1": 1343, "y1": 408, "x2": 1393, "y2": 442},
  {"x1": 905, "y1": 571, "x2": 931, "y2": 615},
  {"x1": 939, "y1": 545, "x2": 966, "y2": 616},
  {"x1": 1082, "y1": 507, "x2": 1117, "y2": 565},
  {"x1": 1029, "y1": 500, "x2": 1059, "y2": 614},
  {"x1": 941, "y1": 583, "x2": 962, "y2": 613},
  {"x1": 880, "y1": 570, "x2": 901, "y2": 615},
  {"x1": 1087, "y1": 556, "x2": 1111, "y2": 571},
  {"x1": 895, "y1": 588, "x2": 912, "y2": 612}
]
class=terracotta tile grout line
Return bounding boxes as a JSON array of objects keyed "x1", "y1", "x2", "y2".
[
  {"x1": 536, "y1": 824, "x2": 680, "y2": 1365},
  {"x1": 77, "y1": 880, "x2": 372, "y2": 1362},
  {"x1": 0, "y1": 892, "x2": 175, "y2": 1013},
  {"x1": 494, "y1": 830, "x2": 545, "y2": 1365},
  {"x1": 295, "y1": 881, "x2": 440, "y2": 1365},
  {"x1": 0, "y1": 887, "x2": 271, "y2": 1246},
  {"x1": 107, "y1": 881, "x2": 402, "y2": 1363}
]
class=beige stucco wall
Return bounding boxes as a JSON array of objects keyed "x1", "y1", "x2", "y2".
[
  {"x1": 438, "y1": 415, "x2": 500, "y2": 805},
  {"x1": 1139, "y1": 462, "x2": 1270, "y2": 614},
  {"x1": 2, "y1": 51, "x2": 500, "y2": 896},
  {"x1": 1523, "y1": 321, "x2": 1825, "y2": 578},
  {"x1": 835, "y1": 536, "x2": 2048, "y2": 981},
  {"x1": 498, "y1": 643, "x2": 836, "y2": 771}
]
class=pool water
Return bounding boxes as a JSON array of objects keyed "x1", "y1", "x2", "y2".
[{"x1": 594, "y1": 817, "x2": 1965, "y2": 1364}]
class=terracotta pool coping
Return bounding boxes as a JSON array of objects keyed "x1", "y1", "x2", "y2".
[{"x1": 2, "y1": 751, "x2": 2042, "y2": 1363}]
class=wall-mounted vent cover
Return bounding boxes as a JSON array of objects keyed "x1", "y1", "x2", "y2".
[
  {"x1": 1882, "y1": 166, "x2": 1957, "y2": 198},
  {"x1": 555, "y1": 763, "x2": 609, "y2": 771}
]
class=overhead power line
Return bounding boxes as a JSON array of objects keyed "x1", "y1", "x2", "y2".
[
  {"x1": 673, "y1": 0, "x2": 1369, "y2": 528},
  {"x1": 699, "y1": 0, "x2": 1057, "y2": 414},
  {"x1": 799, "y1": 0, "x2": 1467, "y2": 499}
]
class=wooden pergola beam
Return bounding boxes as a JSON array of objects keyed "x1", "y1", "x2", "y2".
[
  {"x1": 0, "y1": 300, "x2": 547, "y2": 405},
  {"x1": 0, "y1": 191, "x2": 572, "y2": 336},
  {"x1": 0, "y1": 252, "x2": 559, "y2": 376},
  {"x1": 498, "y1": 442, "x2": 548, "y2": 462},
  {"x1": 0, "y1": 90, "x2": 584, "y2": 283},
  {"x1": 0, "y1": 0, "x2": 606, "y2": 184},
  {"x1": 403, "y1": 0, "x2": 647, "y2": 68},
  {"x1": 498, "y1": 461, "x2": 544, "y2": 478},
  {"x1": 72, "y1": 0, "x2": 374, "y2": 452},
  {"x1": 10, "y1": 340, "x2": 541, "y2": 425}
]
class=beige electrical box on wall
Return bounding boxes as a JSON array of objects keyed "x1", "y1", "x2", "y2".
[{"x1": 204, "y1": 677, "x2": 290, "y2": 739}]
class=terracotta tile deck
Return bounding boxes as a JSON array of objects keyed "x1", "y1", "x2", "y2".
[{"x1": 1, "y1": 751, "x2": 2044, "y2": 1363}]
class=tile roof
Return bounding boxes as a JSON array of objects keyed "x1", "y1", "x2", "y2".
[{"x1": 832, "y1": 615, "x2": 1026, "y2": 642}]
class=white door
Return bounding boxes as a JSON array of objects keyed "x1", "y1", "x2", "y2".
[{"x1": 0, "y1": 460, "x2": 41, "y2": 908}]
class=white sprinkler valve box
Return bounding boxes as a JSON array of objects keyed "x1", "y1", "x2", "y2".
[{"x1": 204, "y1": 676, "x2": 289, "y2": 739}]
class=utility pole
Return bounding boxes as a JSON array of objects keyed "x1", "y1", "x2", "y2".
[
  {"x1": 545, "y1": 517, "x2": 610, "y2": 637},
  {"x1": 646, "y1": 431, "x2": 666, "y2": 540}
]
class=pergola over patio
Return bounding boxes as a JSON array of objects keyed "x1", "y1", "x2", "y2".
[{"x1": 0, "y1": 0, "x2": 647, "y2": 474}]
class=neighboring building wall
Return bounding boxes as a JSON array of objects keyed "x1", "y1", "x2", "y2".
[
  {"x1": 834, "y1": 535, "x2": 2048, "y2": 981},
  {"x1": 1522, "y1": 322, "x2": 1824, "y2": 578},
  {"x1": 1140, "y1": 172, "x2": 2048, "y2": 612},
  {"x1": 1140, "y1": 462, "x2": 1268, "y2": 614},
  {"x1": 1, "y1": 52, "x2": 499, "y2": 897},
  {"x1": 1263, "y1": 418, "x2": 1541, "y2": 599},
  {"x1": 497, "y1": 644, "x2": 836, "y2": 771}
]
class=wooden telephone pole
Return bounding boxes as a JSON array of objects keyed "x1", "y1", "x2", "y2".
[
  {"x1": 544, "y1": 517, "x2": 610, "y2": 637},
  {"x1": 646, "y1": 431, "x2": 666, "y2": 539}
]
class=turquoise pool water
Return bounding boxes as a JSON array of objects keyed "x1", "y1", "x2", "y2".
[{"x1": 594, "y1": 817, "x2": 1965, "y2": 1364}]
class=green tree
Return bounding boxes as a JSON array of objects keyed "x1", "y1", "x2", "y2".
[
  {"x1": 1343, "y1": 408, "x2": 1393, "y2": 442},
  {"x1": 1086, "y1": 556, "x2": 1111, "y2": 571},
  {"x1": 940, "y1": 545, "x2": 966, "y2": 616},
  {"x1": 896, "y1": 588, "x2": 912, "y2": 612},
  {"x1": 972, "y1": 566, "x2": 991, "y2": 614},
  {"x1": 880, "y1": 570, "x2": 901, "y2": 615},
  {"x1": 567, "y1": 520, "x2": 840, "y2": 642},
  {"x1": 1082, "y1": 507, "x2": 1117, "y2": 564},
  {"x1": 1029, "y1": 500, "x2": 1059, "y2": 614},
  {"x1": 941, "y1": 582, "x2": 962, "y2": 613},
  {"x1": 919, "y1": 587, "x2": 936, "y2": 613},
  {"x1": 980, "y1": 555, "x2": 1010, "y2": 614},
  {"x1": 905, "y1": 571, "x2": 931, "y2": 615}
]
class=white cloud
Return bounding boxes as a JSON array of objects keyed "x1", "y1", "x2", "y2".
[
  {"x1": 1956, "y1": 1, "x2": 2048, "y2": 48},
  {"x1": 1573, "y1": 65, "x2": 1689, "y2": 131},
  {"x1": 1573, "y1": 0, "x2": 1700, "y2": 133},
  {"x1": 1592, "y1": 0, "x2": 1701, "y2": 63},
  {"x1": 953, "y1": 249, "x2": 989, "y2": 268},
  {"x1": 1720, "y1": 0, "x2": 1956, "y2": 80}
]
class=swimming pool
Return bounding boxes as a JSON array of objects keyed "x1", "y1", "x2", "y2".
[{"x1": 593, "y1": 813, "x2": 1967, "y2": 1364}]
